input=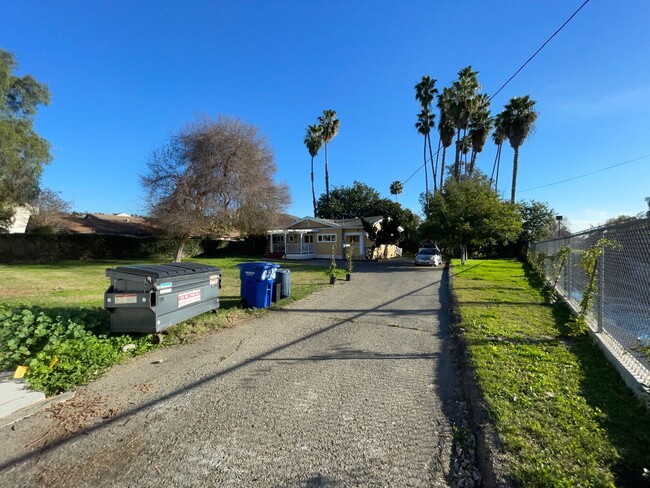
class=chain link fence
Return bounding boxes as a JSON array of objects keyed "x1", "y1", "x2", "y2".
[{"x1": 531, "y1": 218, "x2": 650, "y2": 392}]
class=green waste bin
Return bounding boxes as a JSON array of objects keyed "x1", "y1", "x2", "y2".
[{"x1": 104, "y1": 263, "x2": 221, "y2": 333}]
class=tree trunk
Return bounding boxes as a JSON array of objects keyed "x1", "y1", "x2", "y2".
[
  {"x1": 460, "y1": 244, "x2": 467, "y2": 265},
  {"x1": 489, "y1": 145, "x2": 499, "y2": 189},
  {"x1": 310, "y1": 155, "x2": 317, "y2": 217},
  {"x1": 324, "y1": 142, "x2": 330, "y2": 202},
  {"x1": 427, "y1": 133, "x2": 437, "y2": 193},
  {"x1": 173, "y1": 236, "x2": 188, "y2": 263},
  {"x1": 469, "y1": 149, "x2": 477, "y2": 176},
  {"x1": 495, "y1": 144, "x2": 502, "y2": 191},
  {"x1": 434, "y1": 137, "x2": 442, "y2": 192},
  {"x1": 454, "y1": 132, "x2": 461, "y2": 181},
  {"x1": 511, "y1": 145, "x2": 519, "y2": 204},
  {"x1": 440, "y1": 146, "x2": 447, "y2": 189},
  {"x1": 423, "y1": 135, "x2": 429, "y2": 195}
]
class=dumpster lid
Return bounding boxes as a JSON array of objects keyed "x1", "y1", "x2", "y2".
[{"x1": 107, "y1": 263, "x2": 220, "y2": 279}]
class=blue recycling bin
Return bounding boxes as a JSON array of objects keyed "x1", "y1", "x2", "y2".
[{"x1": 237, "y1": 262, "x2": 280, "y2": 309}]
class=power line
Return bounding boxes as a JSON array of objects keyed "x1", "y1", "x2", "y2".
[
  {"x1": 489, "y1": 0, "x2": 591, "y2": 103},
  {"x1": 403, "y1": 0, "x2": 591, "y2": 188},
  {"x1": 520, "y1": 153, "x2": 650, "y2": 192}
]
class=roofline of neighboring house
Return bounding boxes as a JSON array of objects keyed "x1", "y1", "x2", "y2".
[{"x1": 273, "y1": 215, "x2": 384, "y2": 232}]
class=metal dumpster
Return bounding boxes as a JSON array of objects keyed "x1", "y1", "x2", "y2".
[
  {"x1": 237, "y1": 262, "x2": 279, "y2": 309},
  {"x1": 104, "y1": 263, "x2": 221, "y2": 333}
]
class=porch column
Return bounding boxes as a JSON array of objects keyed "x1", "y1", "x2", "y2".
[
  {"x1": 300, "y1": 233, "x2": 304, "y2": 254},
  {"x1": 269, "y1": 234, "x2": 274, "y2": 253},
  {"x1": 360, "y1": 233, "x2": 365, "y2": 258}
]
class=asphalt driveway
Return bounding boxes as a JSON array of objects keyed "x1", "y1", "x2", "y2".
[{"x1": 0, "y1": 258, "x2": 463, "y2": 487}]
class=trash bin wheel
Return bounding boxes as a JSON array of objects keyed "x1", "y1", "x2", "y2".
[{"x1": 154, "y1": 333, "x2": 164, "y2": 344}]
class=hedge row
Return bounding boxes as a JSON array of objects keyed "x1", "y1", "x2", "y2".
[{"x1": 0, "y1": 234, "x2": 269, "y2": 263}]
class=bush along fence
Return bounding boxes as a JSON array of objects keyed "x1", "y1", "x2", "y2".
[{"x1": 530, "y1": 218, "x2": 650, "y2": 404}]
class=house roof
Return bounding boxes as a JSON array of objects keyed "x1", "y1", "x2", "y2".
[
  {"x1": 269, "y1": 215, "x2": 384, "y2": 233},
  {"x1": 61, "y1": 213, "x2": 156, "y2": 236}
]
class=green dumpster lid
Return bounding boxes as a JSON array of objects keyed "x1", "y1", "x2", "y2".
[{"x1": 107, "y1": 263, "x2": 220, "y2": 279}]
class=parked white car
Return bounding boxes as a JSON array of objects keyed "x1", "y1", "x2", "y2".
[{"x1": 414, "y1": 248, "x2": 442, "y2": 266}]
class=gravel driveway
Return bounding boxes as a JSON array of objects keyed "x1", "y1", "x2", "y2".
[{"x1": 0, "y1": 258, "x2": 464, "y2": 487}]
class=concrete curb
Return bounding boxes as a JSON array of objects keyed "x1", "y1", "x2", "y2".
[
  {"x1": 1, "y1": 391, "x2": 76, "y2": 429},
  {"x1": 446, "y1": 262, "x2": 513, "y2": 488}
]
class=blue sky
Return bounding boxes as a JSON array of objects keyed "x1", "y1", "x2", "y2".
[{"x1": 2, "y1": 0, "x2": 649, "y2": 231}]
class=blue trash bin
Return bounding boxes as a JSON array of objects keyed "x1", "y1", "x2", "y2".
[{"x1": 237, "y1": 262, "x2": 280, "y2": 309}]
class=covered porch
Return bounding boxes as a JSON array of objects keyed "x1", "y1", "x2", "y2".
[{"x1": 267, "y1": 229, "x2": 316, "y2": 260}]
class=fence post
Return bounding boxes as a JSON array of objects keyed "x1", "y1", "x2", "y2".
[
  {"x1": 597, "y1": 232, "x2": 605, "y2": 333},
  {"x1": 566, "y1": 237, "x2": 572, "y2": 301}
]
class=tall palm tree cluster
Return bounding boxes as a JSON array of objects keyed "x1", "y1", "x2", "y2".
[
  {"x1": 415, "y1": 67, "x2": 538, "y2": 203},
  {"x1": 303, "y1": 109, "x2": 340, "y2": 217}
]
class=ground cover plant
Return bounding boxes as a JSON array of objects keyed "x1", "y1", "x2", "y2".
[
  {"x1": 451, "y1": 258, "x2": 650, "y2": 487},
  {"x1": 0, "y1": 257, "x2": 326, "y2": 395}
]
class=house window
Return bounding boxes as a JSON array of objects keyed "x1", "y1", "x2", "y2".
[
  {"x1": 304, "y1": 235, "x2": 314, "y2": 243},
  {"x1": 317, "y1": 234, "x2": 337, "y2": 242}
]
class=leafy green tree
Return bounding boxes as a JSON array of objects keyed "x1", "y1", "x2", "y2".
[
  {"x1": 142, "y1": 116, "x2": 290, "y2": 262},
  {"x1": 316, "y1": 181, "x2": 381, "y2": 219},
  {"x1": 604, "y1": 214, "x2": 637, "y2": 226},
  {"x1": 0, "y1": 49, "x2": 52, "y2": 228},
  {"x1": 318, "y1": 109, "x2": 340, "y2": 202},
  {"x1": 500, "y1": 95, "x2": 538, "y2": 203},
  {"x1": 419, "y1": 172, "x2": 521, "y2": 264},
  {"x1": 304, "y1": 124, "x2": 323, "y2": 217},
  {"x1": 517, "y1": 199, "x2": 555, "y2": 250}
]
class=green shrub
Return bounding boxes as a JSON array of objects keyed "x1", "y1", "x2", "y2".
[{"x1": 0, "y1": 305, "x2": 155, "y2": 395}]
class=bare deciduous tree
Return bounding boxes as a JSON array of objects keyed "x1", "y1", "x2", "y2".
[
  {"x1": 26, "y1": 188, "x2": 72, "y2": 233},
  {"x1": 142, "y1": 116, "x2": 290, "y2": 262}
]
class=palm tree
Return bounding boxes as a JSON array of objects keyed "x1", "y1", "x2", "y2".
[
  {"x1": 501, "y1": 96, "x2": 538, "y2": 203},
  {"x1": 436, "y1": 90, "x2": 456, "y2": 188},
  {"x1": 415, "y1": 76, "x2": 438, "y2": 192},
  {"x1": 389, "y1": 180, "x2": 403, "y2": 202},
  {"x1": 447, "y1": 67, "x2": 480, "y2": 180},
  {"x1": 304, "y1": 124, "x2": 323, "y2": 217},
  {"x1": 467, "y1": 94, "x2": 493, "y2": 176},
  {"x1": 415, "y1": 109, "x2": 435, "y2": 193},
  {"x1": 489, "y1": 112, "x2": 507, "y2": 191},
  {"x1": 318, "y1": 109, "x2": 340, "y2": 203}
]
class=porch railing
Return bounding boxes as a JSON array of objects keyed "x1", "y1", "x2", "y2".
[{"x1": 286, "y1": 243, "x2": 315, "y2": 254}]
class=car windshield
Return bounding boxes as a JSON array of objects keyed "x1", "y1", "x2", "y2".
[{"x1": 418, "y1": 249, "x2": 436, "y2": 255}]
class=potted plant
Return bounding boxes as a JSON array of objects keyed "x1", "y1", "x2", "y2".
[
  {"x1": 345, "y1": 244, "x2": 353, "y2": 281},
  {"x1": 326, "y1": 244, "x2": 338, "y2": 285}
]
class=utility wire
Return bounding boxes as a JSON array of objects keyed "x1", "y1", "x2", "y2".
[
  {"x1": 519, "y1": 153, "x2": 650, "y2": 192},
  {"x1": 488, "y1": 0, "x2": 591, "y2": 103},
  {"x1": 403, "y1": 0, "x2": 591, "y2": 188}
]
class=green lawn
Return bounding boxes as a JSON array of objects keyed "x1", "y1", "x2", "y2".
[
  {"x1": 451, "y1": 258, "x2": 650, "y2": 487},
  {"x1": 0, "y1": 256, "x2": 328, "y2": 395},
  {"x1": 0, "y1": 256, "x2": 326, "y2": 310}
]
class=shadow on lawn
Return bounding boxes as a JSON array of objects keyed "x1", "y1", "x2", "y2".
[{"x1": 521, "y1": 261, "x2": 650, "y2": 487}]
